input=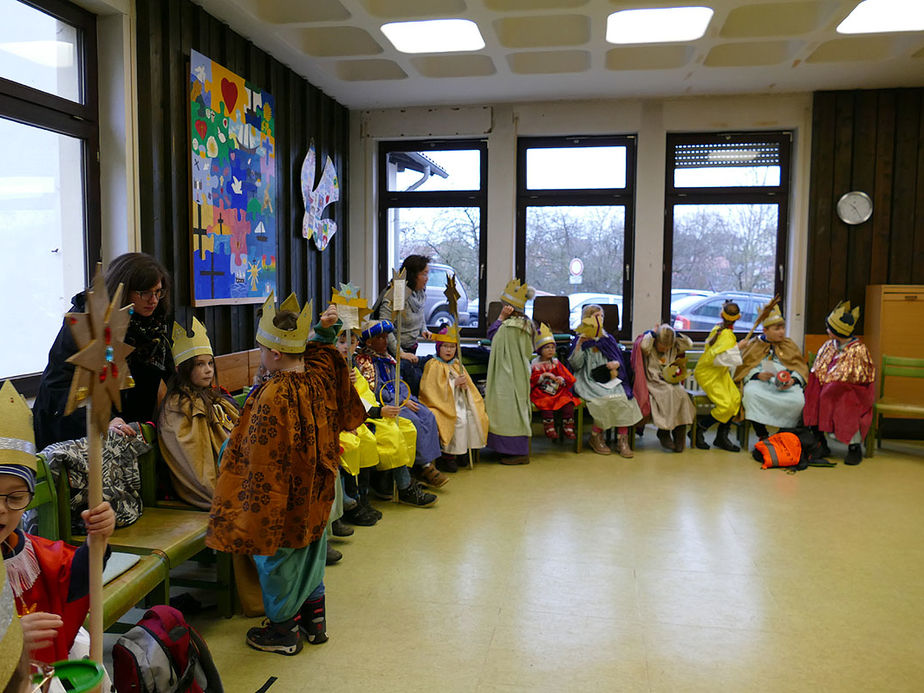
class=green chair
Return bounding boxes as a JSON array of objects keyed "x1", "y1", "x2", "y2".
[{"x1": 865, "y1": 355, "x2": 924, "y2": 458}]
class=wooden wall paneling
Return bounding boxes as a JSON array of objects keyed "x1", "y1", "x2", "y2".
[
  {"x1": 869, "y1": 90, "x2": 896, "y2": 285},
  {"x1": 889, "y1": 90, "x2": 921, "y2": 285},
  {"x1": 915, "y1": 105, "x2": 924, "y2": 284},
  {"x1": 807, "y1": 92, "x2": 836, "y2": 328},
  {"x1": 828, "y1": 92, "x2": 854, "y2": 310},
  {"x1": 847, "y1": 91, "x2": 878, "y2": 317}
]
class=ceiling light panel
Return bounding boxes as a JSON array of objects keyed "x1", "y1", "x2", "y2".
[
  {"x1": 837, "y1": 0, "x2": 924, "y2": 34},
  {"x1": 606, "y1": 6, "x2": 715, "y2": 44},
  {"x1": 381, "y1": 19, "x2": 485, "y2": 53}
]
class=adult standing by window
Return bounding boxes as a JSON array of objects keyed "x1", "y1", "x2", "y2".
[
  {"x1": 376, "y1": 254, "x2": 433, "y2": 394},
  {"x1": 33, "y1": 252, "x2": 174, "y2": 448}
]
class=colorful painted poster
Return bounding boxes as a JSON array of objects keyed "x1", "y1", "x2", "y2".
[{"x1": 189, "y1": 49, "x2": 276, "y2": 306}]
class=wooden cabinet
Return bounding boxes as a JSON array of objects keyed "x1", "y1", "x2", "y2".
[{"x1": 864, "y1": 285, "x2": 924, "y2": 407}]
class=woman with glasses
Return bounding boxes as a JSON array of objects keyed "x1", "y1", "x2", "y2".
[{"x1": 32, "y1": 253, "x2": 174, "y2": 449}]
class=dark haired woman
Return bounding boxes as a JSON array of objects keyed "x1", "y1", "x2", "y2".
[
  {"x1": 691, "y1": 301, "x2": 743, "y2": 452},
  {"x1": 376, "y1": 254, "x2": 434, "y2": 394},
  {"x1": 33, "y1": 252, "x2": 175, "y2": 448}
]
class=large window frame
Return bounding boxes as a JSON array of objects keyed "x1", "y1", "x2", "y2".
[
  {"x1": 377, "y1": 138, "x2": 488, "y2": 335},
  {"x1": 0, "y1": 0, "x2": 100, "y2": 390},
  {"x1": 661, "y1": 131, "x2": 791, "y2": 340},
  {"x1": 515, "y1": 134, "x2": 637, "y2": 340}
]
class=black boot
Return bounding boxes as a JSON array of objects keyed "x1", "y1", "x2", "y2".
[
  {"x1": 812, "y1": 427, "x2": 832, "y2": 458},
  {"x1": 714, "y1": 422, "x2": 741, "y2": 452},
  {"x1": 656, "y1": 429, "x2": 675, "y2": 452},
  {"x1": 300, "y1": 595, "x2": 328, "y2": 645},
  {"x1": 845, "y1": 443, "x2": 863, "y2": 465},
  {"x1": 690, "y1": 417, "x2": 710, "y2": 450}
]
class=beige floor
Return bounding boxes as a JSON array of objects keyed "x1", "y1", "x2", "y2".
[{"x1": 192, "y1": 433, "x2": 924, "y2": 693}]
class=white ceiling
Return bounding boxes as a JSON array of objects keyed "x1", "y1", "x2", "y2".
[{"x1": 192, "y1": 0, "x2": 924, "y2": 110}]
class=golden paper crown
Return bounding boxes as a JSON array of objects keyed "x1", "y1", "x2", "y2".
[
  {"x1": 576, "y1": 315, "x2": 603, "y2": 339},
  {"x1": 500, "y1": 278, "x2": 530, "y2": 310},
  {"x1": 761, "y1": 303, "x2": 785, "y2": 329},
  {"x1": 826, "y1": 300, "x2": 860, "y2": 338},
  {"x1": 171, "y1": 317, "x2": 213, "y2": 366},
  {"x1": 433, "y1": 325, "x2": 460, "y2": 343},
  {"x1": 534, "y1": 322, "x2": 555, "y2": 350},
  {"x1": 0, "y1": 380, "x2": 37, "y2": 472},
  {"x1": 0, "y1": 553, "x2": 23, "y2": 690},
  {"x1": 257, "y1": 291, "x2": 313, "y2": 353}
]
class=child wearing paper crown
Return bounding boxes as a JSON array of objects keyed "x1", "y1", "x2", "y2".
[
  {"x1": 734, "y1": 303, "x2": 810, "y2": 442},
  {"x1": 418, "y1": 326, "x2": 489, "y2": 472},
  {"x1": 802, "y1": 300, "x2": 876, "y2": 465},
  {"x1": 157, "y1": 317, "x2": 240, "y2": 511},
  {"x1": 530, "y1": 323, "x2": 580, "y2": 441},
  {"x1": 354, "y1": 320, "x2": 444, "y2": 504},
  {"x1": 569, "y1": 305, "x2": 641, "y2": 458},
  {"x1": 484, "y1": 279, "x2": 536, "y2": 465},
  {"x1": 691, "y1": 301, "x2": 744, "y2": 452},
  {"x1": 0, "y1": 381, "x2": 116, "y2": 666},
  {"x1": 206, "y1": 293, "x2": 366, "y2": 656}
]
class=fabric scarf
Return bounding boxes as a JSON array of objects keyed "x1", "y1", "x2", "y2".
[{"x1": 124, "y1": 312, "x2": 170, "y2": 371}]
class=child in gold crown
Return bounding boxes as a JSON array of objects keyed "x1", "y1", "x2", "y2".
[
  {"x1": 530, "y1": 323, "x2": 580, "y2": 441},
  {"x1": 803, "y1": 300, "x2": 876, "y2": 465},
  {"x1": 206, "y1": 293, "x2": 366, "y2": 655},
  {"x1": 0, "y1": 381, "x2": 115, "y2": 668},
  {"x1": 419, "y1": 325, "x2": 489, "y2": 471},
  {"x1": 484, "y1": 279, "x2": 536, "y2": 465}
]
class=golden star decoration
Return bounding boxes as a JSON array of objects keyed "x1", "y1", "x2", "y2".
[
  {"x1": 443, "y1": 273, "x2": 461, "y2": 322},
  {"x1": 64, "y1": 266, "x2": 135, "y2": 433}
]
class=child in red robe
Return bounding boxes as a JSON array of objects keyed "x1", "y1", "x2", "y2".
[
  {"x1": 803, "y1": 300, "x2": 876, "y2": 465},
  {"x1": 530, "y1": 323, "x2": 580, "y2": 440},
  {"x1": 0, "y1": 380, "x2": 115, "y2": 665}
]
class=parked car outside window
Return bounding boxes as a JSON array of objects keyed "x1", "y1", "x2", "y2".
[{"x1": 671, "y1": 292, "x2": 772, "y2": 333}]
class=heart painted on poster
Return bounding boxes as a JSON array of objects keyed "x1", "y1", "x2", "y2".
[
  {"x1": 194, "y1": 120, "x2": 207, "y2": 140},
  {"x1": 220, "y1": 78, "x2": 238, "y2": 114}
]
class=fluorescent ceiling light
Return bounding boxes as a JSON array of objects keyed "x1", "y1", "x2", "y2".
[
  {"x1": 606, "y1": 7, "x2": 714, "y2": 44},
  {"x1": 381, "y1": 19, "x2": 485, "y2": 54},
  {"x1": 0, "y1": 40, "x2": 75, "y2": 68},
  {"x1": 837, "y1": 0, "x2": 924, "y2": 34}
]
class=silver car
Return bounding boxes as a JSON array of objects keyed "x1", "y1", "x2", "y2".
[{"x1": 424, "y1": 263, "x2": 471, "y2": 328}]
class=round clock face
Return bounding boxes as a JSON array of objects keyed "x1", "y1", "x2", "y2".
[{"x1": 836, "y1": 191, "x2": 873, "y2": 225}]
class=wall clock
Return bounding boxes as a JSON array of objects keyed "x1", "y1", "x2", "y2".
[{"x1": 836, "y1": 191, "x2": 873, "y2": 225}]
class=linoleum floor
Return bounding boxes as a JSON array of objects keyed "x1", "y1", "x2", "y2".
[{"x1": 192, "y1": 433, "x2": 924, "y2": 692}]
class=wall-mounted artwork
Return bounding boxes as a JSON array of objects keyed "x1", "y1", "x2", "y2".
[
  {"x1": 301, "y1": 140, "x2": 340, "y2": 251},
  {"x1": 189, "y1": 49, "x2": 276, "y2": 306}
]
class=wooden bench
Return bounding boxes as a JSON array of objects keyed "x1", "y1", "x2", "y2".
[{"x1": 27, "y1": 455, "x2": 171, "y2": 631}]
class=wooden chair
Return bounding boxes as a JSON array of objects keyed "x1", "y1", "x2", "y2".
[
  {"x1": 865, "y1": 355, "x2": 924, "y2": 457},
  {"x1": 601, "y1": 304, "x2": 620, "y2": 335},
  {"x1": 532, "y1": 296, "x2": 570, "y2": 334}
]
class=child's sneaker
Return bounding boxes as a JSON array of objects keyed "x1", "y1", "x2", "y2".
[
  {"x1": 246, "y1": 618, "x2": 303, "y2": 655},
  {"x1": 343, "y1": 504, "x2": 377, "y2": 526},
  {"x1": 542, "y1": 418, "x2": 559, "y2": 440},
  {"x1": 562, "y1": 418, "x2": 576, "y2": 440},
  {"x1": 414, "y1": 462, "x2": 449, "y2": 488},
  {"x1": 299, "y1": 595, "x2": 329, "y2": 645},
  {"x1": 361, "y1": 497, "x2": 383, "y2": 520},
  {"x1": 397, "y1": 481, "x2": 438, "y2": 507},
  {"x1": 435, "y1": 454, "x2": 459, "y2": 473}
]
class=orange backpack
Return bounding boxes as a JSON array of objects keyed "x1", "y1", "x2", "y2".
[{"x1": 754, "y1": 432, "x2": 802, "y2": 469}]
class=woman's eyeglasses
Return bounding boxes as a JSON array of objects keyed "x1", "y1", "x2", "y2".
[
  {"x1": 131, "y1": 288, "x2": 164, "y2": 301},
  {"x1": 0, "y1": 490, "x2": 33, "y2": 510}
]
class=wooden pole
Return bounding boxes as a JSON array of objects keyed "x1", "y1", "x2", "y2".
[{"x1": 86, "y1": 403, "x2": 104, "y2": 691}]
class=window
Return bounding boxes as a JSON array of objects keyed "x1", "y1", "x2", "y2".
[
  {"x1": 0, "y1": 0, "x2": 100, "y2": 387},
  {"x1": 378, "y1": 140, "x2": 487, "y2": 332},
  {"x1": 516, "y1": 135, "x2": 636, "y2": 339},
  {"x1": 662, "y1": 132, "x2": 791, "y2": 338}
]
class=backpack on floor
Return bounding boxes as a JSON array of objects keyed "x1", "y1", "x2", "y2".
[
  {"x1": 753, "y1": 431, "x2": 803, "y2": 469},
  {"x1": 112, "y1": 605, "x2": 223, "y2": 693}
]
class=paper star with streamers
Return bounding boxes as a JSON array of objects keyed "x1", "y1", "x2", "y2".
[
  {"x1": 331, "y1": 282, "x2": 371, "y2": 332},
  {"x1": 63, "y1": 266, "x2": 135, "y2": 433}
]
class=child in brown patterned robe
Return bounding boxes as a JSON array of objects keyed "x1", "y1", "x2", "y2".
[{"x1": 207, "y1": 297, "x2": 365, "y2": 655}]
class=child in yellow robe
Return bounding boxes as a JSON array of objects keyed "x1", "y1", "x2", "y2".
[
  {"x1": 692, "y1": 301, "x2": 743, "y2": 452},
  {"x1": 419, "y1": 326, "x2": 489, "y2": 472}
]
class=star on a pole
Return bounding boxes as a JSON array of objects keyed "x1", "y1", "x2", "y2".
[
  {"x1": 443, "y1": 273, "x2": 461, "y2": 323},
  {"x1": 64, "y1": 266, "x2": 135, "y2": 433}
]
